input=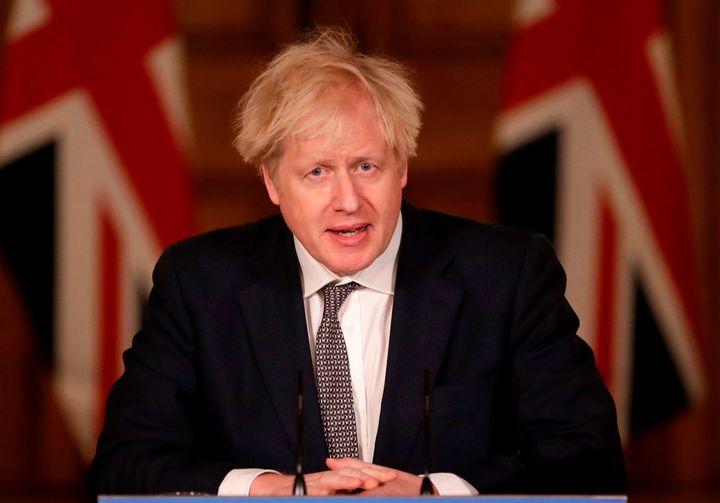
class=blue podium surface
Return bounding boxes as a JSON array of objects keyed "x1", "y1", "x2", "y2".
[{"x1": 99, "y1": 496, "x2": 627, "y2": 503}]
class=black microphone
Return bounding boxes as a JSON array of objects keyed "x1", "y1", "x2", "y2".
[
  {"x1": 420, "y1": 369, "x2": 434, "y2": 495},
  {"x1": 293, "y1": 370, "x2": 307, "y2": 496}
]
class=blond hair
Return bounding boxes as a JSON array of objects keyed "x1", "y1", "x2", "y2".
[{"x1": 234, "y1": 27, "x2": 423, "y2": 176}]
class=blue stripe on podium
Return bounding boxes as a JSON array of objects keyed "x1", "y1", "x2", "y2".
[{"x1": 99, "y1": 496, "x2": 627, "y2": 503}]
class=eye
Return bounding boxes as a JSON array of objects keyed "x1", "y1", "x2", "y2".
[
  {"x1": 358, "y1": 161, "x2": 374, "y2": 172},
  {"x1": 309, "y1": 166, "x2": 325, "y2": 177}
]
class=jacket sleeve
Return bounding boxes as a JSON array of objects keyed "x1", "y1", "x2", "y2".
[
  {"x1": 87, "y1": 249, "x2": 236, "y2": 495},
  {"x1": 455, "y1": 234, "x2": 626, "y2": 494}
]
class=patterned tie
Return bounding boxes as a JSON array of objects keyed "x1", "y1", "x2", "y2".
[{"x1": 315, "y1": 282, "x2": 359, "y2": 459}]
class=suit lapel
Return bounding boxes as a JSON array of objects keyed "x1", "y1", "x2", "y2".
[
  {"x1": 373, "y1": 205, "x2": 464, "y2": 469},
  {"x1": 236, "y1": 221, "x2": 327, "y2": 470}
]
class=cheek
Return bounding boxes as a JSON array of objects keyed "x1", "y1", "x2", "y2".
[
  {"x1": 280, "y1": 196, "x2": 323, "y2": 231},
  {"x1": 379, "y1": 185, "x2": 403, "y2": 212}
]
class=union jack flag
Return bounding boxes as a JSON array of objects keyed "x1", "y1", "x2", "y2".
[
  {"x1": 495, "y1": 0, "x2": 705, "y2": 440},
  {"x1": 0, "y1": 0, "x2": 194, "y2": 460}
]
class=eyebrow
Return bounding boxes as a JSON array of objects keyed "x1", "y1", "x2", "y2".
[{"x1": 304, "y1": 153, "x2": 385, "y2": 167}]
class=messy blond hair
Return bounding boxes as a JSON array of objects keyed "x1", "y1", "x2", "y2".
[{"x1": 234, "y1": 26, "x2": 423, "y2": 176}]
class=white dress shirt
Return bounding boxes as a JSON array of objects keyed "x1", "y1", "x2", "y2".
[{"x1": 219, "y1": 215, "x2": 477, "y2": 496}]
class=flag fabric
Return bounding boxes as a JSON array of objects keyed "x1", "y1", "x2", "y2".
[
  {"x1": 0, "y1": 0, "x2": 194, "y2": 460},
  {"x1": 495, "y1": 0, "x2": 704, "y2": 441}
]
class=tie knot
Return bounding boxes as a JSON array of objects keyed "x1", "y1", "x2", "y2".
[{"x1": 321, "y1": 282, "x2": 357, "y2": 316}]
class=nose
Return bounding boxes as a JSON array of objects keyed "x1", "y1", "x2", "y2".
[{"x1": 332, "y1": 171, "x2": 361, "y2": 213}]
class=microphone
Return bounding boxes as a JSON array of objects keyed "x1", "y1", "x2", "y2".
[
  {"x1": 420, "y1": 369, "x2": 434, "y2": 496},
  {"x1": 293, "y1": 370, "x2": 307, "y2": 496}
]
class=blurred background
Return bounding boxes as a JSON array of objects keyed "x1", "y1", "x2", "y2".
[{"x1": 0, "y1": 0, "x2": 718, "y2": 502}]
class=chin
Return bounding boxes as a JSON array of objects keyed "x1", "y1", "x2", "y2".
[
  {"x1": 329, "y1": 259, "x2": 368, "y2": 277},
  {"x1": 325, "y1": 249, "x2": 378, "y2": 277},
  {"x1": 331, "y1": 266, "x2": 362, "y2": 277}
]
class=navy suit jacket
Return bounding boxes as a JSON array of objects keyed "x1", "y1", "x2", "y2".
[{"x1": 89, "y1": 204, "x2": 625, "y2": 495}]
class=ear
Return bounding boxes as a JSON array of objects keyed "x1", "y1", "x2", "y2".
[
  {"x1": 261, "y1": 164, "x2": 280, "y2": 206},
  {"x1": 400, "y1": 160, "x2": 408, "y2": 189}
]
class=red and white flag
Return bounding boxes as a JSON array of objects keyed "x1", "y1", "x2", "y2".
[
  {"x1": 495, "y1": 0, "x2": 704, "y2": 441},
  {"x1": 0, "y1": 0, "x2": 194, "y2": 459}
]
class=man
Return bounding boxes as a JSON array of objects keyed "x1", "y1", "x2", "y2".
[{"x1": 89, "y1": 27, "x2": 625, "y2": 496}]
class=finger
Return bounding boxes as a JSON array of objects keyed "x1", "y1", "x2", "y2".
[
  {"x1": 305, "y1": 471, "x2": 366, "y2": 495},
  {"x1": 326, "y1": 458, "x2": 399, "y2": 481},
  {"x1": 326, "y1": 458, "x2": 399, "y2": 482},
  {"x1": 355, "y1": 475, "x2": 425, "y2": 497},
  {"x1": 329, "y1": 468, "x2": 386, "y2": 489},
  {"x1": 358, "y1": 466, "x2": 398, "y2": 482},
  {"x1": 326, "y1": 457, "x2": 382, "y2": 472}
]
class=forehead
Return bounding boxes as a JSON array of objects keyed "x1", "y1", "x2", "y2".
[{"x1": 284, "y1": 87, "x2": 390, "y2": 160}]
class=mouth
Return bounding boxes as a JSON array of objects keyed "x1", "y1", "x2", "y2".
[{"x1": 330, "y1": 224, "x2": 369, "y2": 237}]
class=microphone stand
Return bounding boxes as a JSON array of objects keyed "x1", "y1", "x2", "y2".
[
  {"x1": 420, "y1": 369, "x2": 434, "y2": 495},
  {"x1": 293, "y1": 370, "x2": 307, "y2": 496}
]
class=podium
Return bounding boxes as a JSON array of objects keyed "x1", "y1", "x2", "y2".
[{"x1": 99, "y1": 497, "x2": 627, "y2": 503}]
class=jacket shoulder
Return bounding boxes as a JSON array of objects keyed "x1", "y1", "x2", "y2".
[
  {"x1": 406, "y1": 206, "x2": 550, "y2": 260},
  {"x1": 162, "y1": 214, "x2": 288, "y2": 265}
]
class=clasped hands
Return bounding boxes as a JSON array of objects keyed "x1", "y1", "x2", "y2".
[{"x1": 250, "y1": 458, "x2": 437, "y2": 496}]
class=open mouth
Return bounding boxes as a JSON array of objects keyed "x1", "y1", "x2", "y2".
[{"x1": 332, "y1": 224, "x2": 368, "y2": 237}]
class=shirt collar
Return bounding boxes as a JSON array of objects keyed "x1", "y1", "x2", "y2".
[{"x1": 294, "y1": 214, "x2": 402, "y2": 298}]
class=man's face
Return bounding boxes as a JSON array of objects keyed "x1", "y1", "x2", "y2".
[{"x1": 262, "y1": 88, "x2": 407, "y2": 276}]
